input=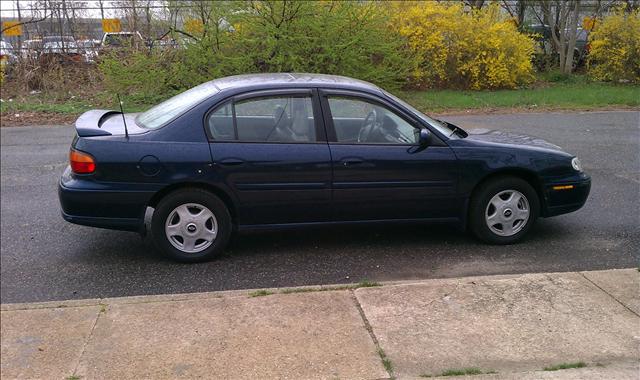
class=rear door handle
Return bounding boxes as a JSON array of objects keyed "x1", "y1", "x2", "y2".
[
  {"x1": 217, "y1": 158, "x2": 245, "y2": 166},
  {"x1": 341, "y1": 158, "x2": 365, "y2": 166}
]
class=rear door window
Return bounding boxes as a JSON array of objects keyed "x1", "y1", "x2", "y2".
[{"x1": 207, "y1": 95, "x2": 317, "y2": 143}]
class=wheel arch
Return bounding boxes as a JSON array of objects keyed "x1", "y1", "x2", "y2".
[
  {"x1": 468, "y1": 168, "x2": 546, "y2": 217},
  {"x1": 147, "y1": 182, "x2": 238, "y2": 221}
]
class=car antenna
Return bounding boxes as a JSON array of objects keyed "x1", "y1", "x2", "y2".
[{"x1": 116, "y1": 94, "x2": 129, "y2": 139}]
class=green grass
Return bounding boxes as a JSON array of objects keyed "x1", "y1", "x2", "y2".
[
  {"x1": 248, "y1": 290, "x2": 274, "y2": 297},
  {"x1": 254, "y1": 279, "x2": 382, "y2": 297},
  {"x1": 2, "y1": 77, "x2": 637, "y2": 121},
  {"x1": 438, "y1": 368, "x2": 485, "y2": 376},
  {"x1": 0, "y1": 95, "x2": 153, "y2": 115},
  {"x1": 401, "y1": 80, "x2": 639, "y2": 113},
  {"x1": 0, "y1": 99, "x2": 95, "y2": 114},
  {"x1": 66, "y1": 376, "x2": 81, "y2": 380},
  {"x1": 421, "y1": 368, "x2": 497, "y2": 377},
  {"x1": 356, "y1": 279, "x2": 382, "y2": 288},
  {"x1": 377, "y1": 348, "x2": 394, "y2": 376},
  {"x1": 543, "y1": 362, "x2": 587, "y2": 371}
]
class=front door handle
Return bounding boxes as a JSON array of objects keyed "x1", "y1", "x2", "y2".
[
  {"x1": 341, "y1": 158, "x2": 365, "y2": 166},
  {"x1": 217, "y1": 158, "x2": 245, "y2": 166}
]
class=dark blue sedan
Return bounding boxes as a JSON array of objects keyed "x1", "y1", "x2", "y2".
[{"x1": 59, "y1": 73, "x2": 590, "y2": 262}]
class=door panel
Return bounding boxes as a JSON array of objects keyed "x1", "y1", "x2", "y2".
[
  {"x1": 330, "y1": 144, "x2": 459, "y2": 220},
  {"x1": 209, "y1": 143, "x2": 332, "y2": 224},
  {"x1": 320, "y1": 92, "x2": 460, "y2": 221},
  {"x1": 206, "y1": 90, "x2": 332, "y2": 225}
]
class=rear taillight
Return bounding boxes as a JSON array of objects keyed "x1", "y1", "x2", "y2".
[{"x1": 70, "y1": 149, "x2": 96, "y2": 174}]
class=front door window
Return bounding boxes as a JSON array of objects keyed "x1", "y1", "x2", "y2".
[{"x1": 327, "y1": 97, "x2": 418, "y2": 144}]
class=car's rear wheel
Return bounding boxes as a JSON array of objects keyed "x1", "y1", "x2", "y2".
[
  {"x1": 151, "y1": 189, "x2": 231, "y2": 262},
  {"x1": 469, "y1": 177, "x2": 539, "y2": 244}
]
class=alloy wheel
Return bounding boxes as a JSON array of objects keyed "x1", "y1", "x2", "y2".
[
  {"x1": 484, "y1": 190, "x2": 530, "y2": 237},
  {"x1": 164, "y1": 203, "x2": 218, "y2": 253}
]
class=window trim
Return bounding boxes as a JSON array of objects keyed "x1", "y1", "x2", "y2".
[
  {"x1": 203, "y1": 88, "x2": 327, "y2": 144},
  {"x1": 319, "y1": 89, "x2": 434, "y2": 146}
]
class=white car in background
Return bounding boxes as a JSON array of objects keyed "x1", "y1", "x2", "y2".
[
  {"x1": 101, "y1": 31, "x2": 145, "y2": 48},
  {"x1": 78, "y1": 39, "x2": 101, "y2": 63},
  {"x1": 42, "y1": 36, "x2": 80, "y2": 54},
  {"x1": 21, "y1": 39, "x2": 43, "y2": 60}
]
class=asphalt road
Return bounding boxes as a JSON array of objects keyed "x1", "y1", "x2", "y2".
[{"x1": 1, "y1": 111, "x2": 639, "y2": 303}]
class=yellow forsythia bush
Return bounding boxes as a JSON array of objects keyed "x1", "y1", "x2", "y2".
[
  {"x1": 588, "y1": 10, "x2": 640, "y2": 83},
  {"x1": 391, "y1": 2, "x2": 535, "y2": 90}
]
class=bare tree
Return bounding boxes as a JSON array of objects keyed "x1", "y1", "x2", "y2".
[
  {"x1": 114, "y1": 0, "x2": 141, "y2": 34},
  {"x1": 464, "y1": 0, "x2": 486, "y2": 9},
  {"x1": 533, "y1": 0, "x2": 582, "y2": 74},
  {"x1": 623, "y1": 0, "x2": 640, "y2": 12},
  {"x1": 500, "y1": 0, "x2": 528, "y2": 28},
  {"x1": 98, "y1": 0, "x2": 105, "y2": 20},
  {"x1": 0, "y1": 1, "x2": 50, "y2": 35}
]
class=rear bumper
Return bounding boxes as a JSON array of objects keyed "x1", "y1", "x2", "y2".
[
  {"x1": 58, "y1": 167, "x2": 153, "y2": 232},
  {"x1": 61, "y1": 211, "x2": 142, "y2": 232},
  {"x1": 542, "y1": 173, "x2": 591, "y2": 217}
]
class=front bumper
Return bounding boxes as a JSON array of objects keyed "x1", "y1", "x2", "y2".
[
  {"x1": 58, "y1": 167, "x2": 154, "y2": 232},
  {"x1": 542, "y1": 172, "x2": 591, "y2": 217}
]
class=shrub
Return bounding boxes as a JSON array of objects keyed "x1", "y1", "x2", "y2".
[
  {"x1": 234, "y1": 1, "x2": 411, "y2": 90},
  {"x1": 99, "y1": 1, "x2": 411, "y2": 100},
  {"x1": 98, "y1": 49, "x2": 175, "y2": 104},
  {"x1": 3, "y1": 59, "x2": 102, "y2": 101},
  {"x1": 391, "y1": 2, "x2": 535, "y2": 90},
  {"x1": 588, "y1": 9, "x2": 640, "y2": 83}
]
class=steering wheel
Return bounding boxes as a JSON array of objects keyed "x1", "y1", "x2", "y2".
[{"x1": 358, "y1": 109, "x2": 379, "y2": 143}]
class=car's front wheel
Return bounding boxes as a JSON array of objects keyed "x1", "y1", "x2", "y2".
[
  {"x1": 469, "y1": 177, "x2": 539, "y2": 244},
  {"x1": 151, "y1": 189, "x2": 231, "y2": 262}
]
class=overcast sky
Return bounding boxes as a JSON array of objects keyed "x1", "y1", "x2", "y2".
[{"x1": 1, "y1": 1, "x2": 127, "y2": 19}]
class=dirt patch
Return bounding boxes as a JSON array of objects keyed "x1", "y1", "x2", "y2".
[{"x1": 0, "y1": 112, "x2": 77, "y2": 127}]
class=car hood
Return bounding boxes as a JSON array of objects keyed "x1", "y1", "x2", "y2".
[{"x1": 463, "y1": 128, "x2": 565, "y2": 152}]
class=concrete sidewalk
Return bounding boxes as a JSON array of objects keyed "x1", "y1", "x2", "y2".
[{"x1": 1, "y1": 269, "x2": 638, "y2": 379}]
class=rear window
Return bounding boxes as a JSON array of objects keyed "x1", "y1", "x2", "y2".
[{"x1": 136, "y1": 82, "x2": 219, "y2": 129}]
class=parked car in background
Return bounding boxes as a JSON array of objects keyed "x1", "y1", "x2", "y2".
[
  {"x1": 0, "y1": 40, "x2": 17, "y2": 66},
  {"x1": 59, "y1": 74, "x2": 591, "y2": 262},
  {"x1": 78, "y1": 39, "x2": 101, "y2": 63},
  {"x1": 101, "y1": 31, "x2": 145, "y2": 49},
  {"x1": 21, "y1": 39, "x2": 43, "y2": 60},
  {"x1": 40, "y1": 36, "x2": 83, "y2": 65},
  {"x1": 526, "y1": 24, "x2": 590, "y2": 69},
  {"x1": 150, "y1": 38, "x2": 180, "y2": 50},
  {"x1": 42, "y1": 36, "x2": 79, "y2": 53},
  {"x1": 573, "y1": 28, "x2": 590, "y2": 67}
]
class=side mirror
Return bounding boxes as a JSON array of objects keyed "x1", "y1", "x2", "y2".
[{"x1": 418, "y1": 128, "x2": 432, "y2": 145}]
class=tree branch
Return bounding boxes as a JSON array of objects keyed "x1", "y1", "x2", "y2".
[{"x1": 1, "y1": 11, "x2": 53, "y2": 33}]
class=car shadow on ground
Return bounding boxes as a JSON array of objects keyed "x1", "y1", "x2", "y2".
[{"x1": 78, "y1": 217, "x2": 578, "y2": 264}]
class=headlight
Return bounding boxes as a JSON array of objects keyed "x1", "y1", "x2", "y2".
[{"x1": 571, "y1": 157, "x2": 582, "y2": 172}]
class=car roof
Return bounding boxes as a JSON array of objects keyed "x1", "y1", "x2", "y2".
[{"x1": 208, "y1": 73, "x2": 383, "y2": 94}]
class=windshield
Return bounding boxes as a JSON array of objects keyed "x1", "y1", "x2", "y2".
[
  {"x1": 136, "y1": 82, "x2": 219, "y2": 129},
  {"x1": 382, "y1": 90, "x2": 457, "y2": 137}
]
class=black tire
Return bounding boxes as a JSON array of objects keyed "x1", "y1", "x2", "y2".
[
  {"x1": 151, "y1": 188, "x2": 232, "y2": 262},
  {"x1": 469, "y1": 176, "x2": 539, "y2": 245}
]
